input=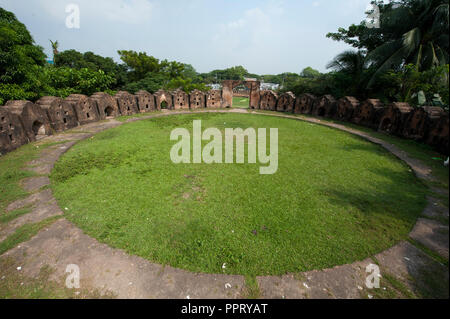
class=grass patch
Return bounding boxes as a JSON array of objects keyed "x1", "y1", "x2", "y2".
[
  {"x1": 0, "y1": 207, "x2": 31, "y2": 225},
  {"x1": 0, "y1": 257, "x2": 115, "y2": 299},
  {"x1": 233, "y1": 97, "x2": 249, "y2": 109},
  {"x1": 0, "y1": 141, "x2": 69, "y2": 215},
  {"x1": 0, "y1": 216, "x2": 61, "y2": 255},
  {"x1": 363, "y1": 272, "x2": 417, "y2": 299},
  {"x1": 243, "y1": 276, "x2": 260, "y2": 299},
  {"x1": 51, "y1": 113, "x2": 427, "y2": 276},
  {"x1": 407, "y1": 239, "x2": 449, "y2": 266},
  {"x1": 116, "y1": 111, "x2": 162, "y2": 122},
  {"x1": 287, "y1": 112, "x2": 449, "y2": 189}
]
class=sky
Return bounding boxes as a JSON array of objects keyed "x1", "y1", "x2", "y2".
[{"x1": 0, "y1": 0, "x2": 375, "y2": 74}]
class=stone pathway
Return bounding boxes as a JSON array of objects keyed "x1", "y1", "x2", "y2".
[{"x1": 0, "y1": 110, "x2": 448, "y2": 298}]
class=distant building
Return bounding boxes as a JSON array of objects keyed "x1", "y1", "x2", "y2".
[
  {"x1": 207, "y1": 83, "x2": 222, "y2": 90},
  {"x1": 244, "y1": 77, "x2": 257, "y2": 82},
  {"x1": 260, "y1": 83, "x2": 280, "y2": 91},
  {"x1": 46, "y1": 59, "x2": 54, "y2": 65}
]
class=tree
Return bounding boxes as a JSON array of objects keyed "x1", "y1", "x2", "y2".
[
  {"x1": 118, "y1": 50, "x2": 161, "y2": 82},
  {"x1": 0, "y1": 7, "x2": 46, "y2": 84},
  {"x1": 55, "y1": 49, "x2": 127, "y2": 88},
  {"x1": 300, "y1": 67, "x2": 321, "y2": 79},
  {"x1": 50, "y1": 39, "x2": 59, "y2": 58},
  {"x1": 366, "y1": 0, "x2": 449, "y2": 86},
  {"x1": 328, "y1": 1, "x2": 449, "y2": 87},
  {"x1": 0, "y1": 7, "x2": 47, "y2": 103},
  {"x1": 381, "y1": 63, "x2": 449, "y2": 106}
]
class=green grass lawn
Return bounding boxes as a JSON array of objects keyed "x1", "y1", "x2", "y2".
[
  {"x1": 232, "y1": 96, "x2": 249, "y2": 109},
  {"x1": 50, "y1": 113, "x2": 427, "y2": 276}
]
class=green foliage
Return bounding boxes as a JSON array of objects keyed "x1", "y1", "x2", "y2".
[
  {"x1": 285, "y1": 72, "x2": 354, "y2": 99},
  {"x1": 300, "y1": 67, "x2": 321, "y2": 79},
  {"x1": 0, "y1": 65, "x2": 115, "y2": 104},
  {"x1": 365, "y1": 0, "x2": 449, "y2": 86},
  {"x1": 55, "y1": 49, "x2": 127, "y2": 87},
  {"x1": 118, "y1": 50, "x2": 162, "y2": 82},
  {"x1": 165, "y1": 77, "x2": 209, "y2": 93},
  {"x1": 381, "y1": 64, "x2": 449, "y2": 106},
  {"x1": 323, "y1": 0, "x2": 449, "y2": 101},
  {"x1": 328, "y1": 0, "x2": 449, "y2": 87},
  {"x1": 0, "y1": 7, "x2": 46, "y2": 102},
  {"x1": 42, "y1": 66, "x2": 115, "y2": 97},
  {"x1": 199, "y1": 65, "x2": 253, "y2": 83},
  {"x1": 117, "y1": 50, "x2": 206, "y2": 93}
]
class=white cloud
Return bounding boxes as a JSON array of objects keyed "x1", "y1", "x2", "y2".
[
  {"x1": 211, "y1": 2, "x2": 284, "y2": 59},
  {"x1": 39, "y1": 0, "x2": 155, "y2": 25}
]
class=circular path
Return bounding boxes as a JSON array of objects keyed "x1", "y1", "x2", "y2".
[{"x1": 0, "y1": 109, "x2": 448, "y2": 299}]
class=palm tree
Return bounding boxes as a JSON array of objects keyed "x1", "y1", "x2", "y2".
[
  {"x1": 327, "y1": 50, "x2": 368, "y2": 95},
  {"x1": 49, "y1": 40, "x2": 59, "y2": 59},
  {"x1": 366, "y1": 0, "x2": 449, "y2": 86}
]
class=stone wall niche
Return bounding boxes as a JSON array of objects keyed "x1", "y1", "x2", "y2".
[
  {"x1": 134, "y1": 90, "x2": 156, "y2": 113},
  {"x1": 259, "y1": 90, "x2": 278, "y2": 111},
  {"x1": 36, "y1": 96, "x2": 78, "y2": 132},
  {"x1": 114, "y1": 91, "x2": 139, "y2": 116},
  {"x1": 206, "y1": 90, "x2": 222, "y2": 108},
  {"x1": 0, "y1": 107, "x2": 29, "y2": 154},
  {"x1": 172, "y1": 89, "x2": 190, "y2": 110},
  {"x1": 154, "y1": 90, "x2": 173, "y2": 110},
  {"x1": 294, "y1": 93, "x2": 316, "y2": 114},
  {"x1": 4, "y1": 100, "x2": 52, "y2": 141},
  {"x1": 91, "y1": 92, "x2": 120, "y2": 119},
  {"x1": 425, "y1": 113, "x2": 449, "y2": 155},
  {"x1": 403, "y1": 106, "x2": 444, "y2": 140},
  {"x1": 65, "y1": 94, "x2": 100, "y2": 125},
  {"x1": 312, "y1": 95, "x2": 337, "y2": 117},
  {"x1": 276, "y1": 92, "x2": 296, "y2": 113},
  {"x1": 353, "y1": 99, "x2": 384, "y2": 129},
  {"x1": 336, "y1": 96, "x2": 360, "y2": 121},
  {"x1": 378, "y1": 102, "x2": 413, "y2": 135},
  {"x1": 190, "y1": 90, "x2": 206, "y2": 109}
]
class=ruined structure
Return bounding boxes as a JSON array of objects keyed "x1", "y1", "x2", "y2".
[
  {"x1": 114, "y1": 91, "x2": 139, "y2": 116},
  {"x1": 172, "y1": 89, "x2": 190, "y2": 110},
  {"x1": 0, "y1": 107, "x2": 28, "y2": 154},
  {"x1": 294, "y1": 93, "x2": 316, "y2": 114},
  {"x1": 154, "y1": 90, "x2": 173, "y2": 110},
  {"x1": 312, "y1": 95, "x2": 337, "y2": 117},
  {"x1": 206, "y1": 90, "x2": 222, "y2": 108},
  {"x1": 336, "y1": 96, "x2": 360, "y2": 121},
  {"x1": 3, "y1": 100, "x2": 52, "y2": 141},
  {"x1": 222, "y1": 80, "x2": 260, "y2": 109},
  {"x1": 403, "y1": 106, "x2": 444, "y2": 140},
  {"x1": 91, "y1": 92, "x2": 120, "y2": 119},
  {"x1": 65, "y1": 94, "x2": 100, "y2": 125},
  {"x1": 134, "y1": 90, "x2": 156, "y2": 113},
  {"x1": 276, "y1": 92, "x2": 295, "y2": 113},
  {"x1": 189, "y1": 90, "x2": 206, "y2": 109},
  {"x1": 378, "y1": 102, "x2": 413, "y2": 135},
  {"x1": 259, "y1": 91, "x2": 278, "y2": 111},
  {"x1": 247, "y1": 81, "x2": 261, "y2": 109},
  {"x1": 36, "y1": 96, "x2": 78, "y2": 132},
  {"x1": 352, "y1": 99, "x2": 384, "y2": 129},
  {"x1": 1, "y1": 80, "x2": 448, "y2": 156},
  {"x1": 426, "y1": 113, "x2": 449, "y2": 155}
]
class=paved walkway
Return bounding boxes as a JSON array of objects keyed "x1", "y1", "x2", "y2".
[{"x1": 0, "y1": 110, "x2": 448, "y2": 298}]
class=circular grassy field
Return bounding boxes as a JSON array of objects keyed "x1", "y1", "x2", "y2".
[{"x1": 50, "y1": 113, "x2": 427, "y2": 276}]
